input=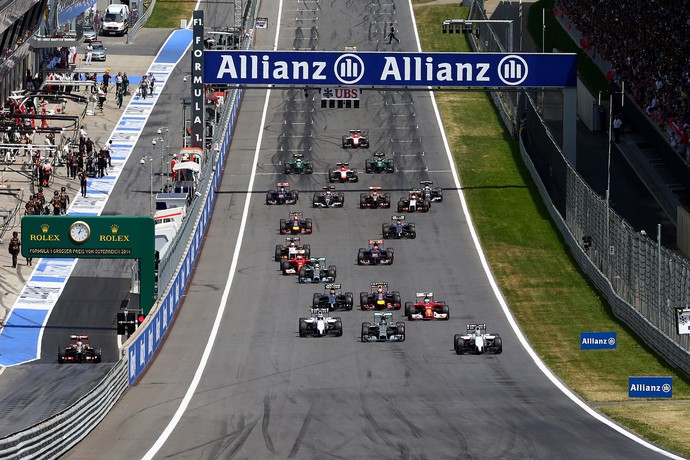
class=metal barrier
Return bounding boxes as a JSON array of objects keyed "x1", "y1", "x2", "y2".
[
  {"x1": 0, "y1": 359, "x2": 128, "y2": 459},
  {"x1": 127, "y1": 0, "x2": 157, "y2": 43}
]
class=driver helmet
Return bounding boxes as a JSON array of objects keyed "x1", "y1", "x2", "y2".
[
  {"x1": 329, "y1": 288, "x2": 336, "y2": 295},
  {"x1": 289, "y1": 241, "x2": 296, "y2": 247},
  {"x1": 377, "y1": 286, "x2": 383, "y2": 293},
  {"x1": 317, "y1": 311, "x2": 324, "y2": 320},
  {"x1": 38, "y1": 187, "x2": 43, "y2": 193},
  {"x1": 380, "y1": 316, "x2": 387, "y2": 324},
  {"x1": 54, "y1": 190, "x2": 59, "y2": 196},
  {"x1": 475, "y1": 326, "x2": 481, "y2": 334},
  {"x1": 373, "y1": 244, "x2": 379, "y2": 250},
  {"x1": 293, "y1": 213, "x2": 299, "y2": 219},
  {"x1": 314, "y1": 262, "x2": 320, "y2": 269},
  {"x1": 424, "y1": 297, "x2": 431, "y2": 304},
  {"x1": 172, "y1": 153, "x2": 177, "y2": 159},
  {"x1": 396, "y1": 220, "x2": 402, "y2": 225},
  {"x1": 280, "y1": 186, "x2": 286, "y2": 191}
]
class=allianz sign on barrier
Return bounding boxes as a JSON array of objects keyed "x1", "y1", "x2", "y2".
[{"x1": 628, "y1": 376, "x2": 673, "y2": 398}]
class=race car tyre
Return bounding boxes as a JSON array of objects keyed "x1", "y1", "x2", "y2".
[
  {"x1": 441, "y1": 304, "x2": 450, "y2": 320},
  {"x1": 305, "y1": 219, "x2": 312, "y2": 232},
  {"x1": 435, "y1": 188, "x2": 443, "y2": 201},
  {"x1": 385, "y1": 248, "x2": 394, "y2": 263},
  {"x1": 396, "y1": 322, "x2": 406, "y2": 341},
  {"x1": 328, "y1": 170, "x2": 336, "y2": 183},
  {"x1": 388, "y1": 160, "x2": 395, "y2": 172},
  {"x1": 422, "y1": 200, "x2": 431, "y2": 212},
  {"x1": 404, "y1": 301, "x2": 412, "y2": 317},
  {"x1": 95, "y1": 347, "x2": 102, "y2": 363},
  {"x1": 299, "y1": 318, "x2": 308, "y2": 337},
  {"x1": 357, "y1": 249, "x2": 366, "y2": 265},
  {"x1": 312, "y1": 194, "x2": 320, "y2": 208},
  {"x1": 293, "y1": 190, "x2": 299, "y2": 201},
  {"x1": 305, "y1": 166, "x2": 313, "y2": 174},
  {"x1": 342, "y1": 136, "x2": 348, "y2": 148},
  {"x1": 337, "y1": 193, "x2": 345, "y2": 205},
  {"x1": 58, "y1": 347, "x2": 66, "y2": 364},
  {"x1": 284, "y1": 164, "x2": 291, "y2": 174},
  {"x1": 361, "y1": 322, "x2": 371, "y2": 341},
  {"x1": 493, "y1": 336, "x2": 503, "y2": 354},
  {"x1": 281, "y1": 260, "x2": 291, "y2": 275},
  {"x1": 265, "y1": 192, "x2": 273, "y2": 205},
  {"x1": 303, "y1": 244, "x2": 311, "y2": 258},
  {"x1": 334, "y1": 320, "x2": 343, "y2": 337},
  {"x1": 365, "y1": 162, "x2": 372, "y2": 173},
  {"x1": 397, "y1": 201, "x2": 404, "y2": 213},
  {"x1": 392, "y1": 292, "x2": 401, "y2": 308},
  {"x1": 313, "y1": 293, "x2": 321, "y2": 309},
  {"x1": 298, "y1": 266, "x2": 308, "y2": 283},
  {"x1": 360, "y1": 292, "x2": 369, "y2": 309},
  {"x1": 454, "y1": 334, "x2": 464, "y2": 354},
  {"x1": 275, "y1": 245, "x2": 283, "y2": 261},
  {"x1": 352, "y1": 172, "x2": 358, "y2": 182},
  {"x1": 408, "y1": 223, "x2": 416, "y2": 239},
  {"x1": 345, "y1": 292, "x2": 354, "y2": 310},
  {"x1": 383, "y1": 194, "x2": 391, "y2": 207},
  {"x1": 360, "y1": 194, "x2": 367, "y2": 208},
  {"x1": 279, "y1": 219, "x2": 287, "y2": 233},
  {"x1": 328, "y1": 265, "x2": 336, "y2": 279},
  {"x1": 382, "y1": 224, "x2": 390, "y2": 238}
]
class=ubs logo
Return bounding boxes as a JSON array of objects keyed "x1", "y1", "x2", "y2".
[
  {"x1": 334, "y1": 53, "x2": 365, "y2": 84},
  {"x1": 498, "y1": 55, "x2": 528, "y2": 86}
]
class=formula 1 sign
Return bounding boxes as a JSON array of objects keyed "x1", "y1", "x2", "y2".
[{"x1": 203, "y1": 51, "x2": 577, "y2": 88}]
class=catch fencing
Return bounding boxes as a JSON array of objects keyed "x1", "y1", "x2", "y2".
[{"x1": 466, "y1": 0, "x2": 690, "y2": 373}]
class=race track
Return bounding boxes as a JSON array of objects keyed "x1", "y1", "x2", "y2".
[{"x1": 64, "y1": 0, "x2": 676, "y2": 458}]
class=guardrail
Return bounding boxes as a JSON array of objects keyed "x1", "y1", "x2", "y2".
[
  {"x1": 127, "y1": 0, "x2": 157, "y2": 43},
  {"x1": 0, "y1": 359, "x2": 127, "y2": 459}
]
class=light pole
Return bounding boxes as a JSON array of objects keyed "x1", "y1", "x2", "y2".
[
  {"x1": 140, "y1": 156, "x2": 154, "y2": 215},
  {"x1": 605, "y1": 86, "x2": 625, "y2": 274},
  {"x1": 152, "y1": 127, "x2": 169, "y2": 191}
]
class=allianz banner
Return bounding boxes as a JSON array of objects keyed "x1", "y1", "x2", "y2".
[
  {"x1": 203, "y1": 51, "x2": 577, "y2": 88},
  {"x1": 628, "y1": 376, "x2": 672, "y2": 398},
  {"x1": 580, "y1": 331, "x2": 617, "y2": 350}
]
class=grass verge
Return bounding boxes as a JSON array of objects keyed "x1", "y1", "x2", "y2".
[
  {"x1": 413, "y1": 2, "x2": 690, "y2": 457},
  {"x1": 145, "y1": 0, "x2": 197, "y2": 28}
]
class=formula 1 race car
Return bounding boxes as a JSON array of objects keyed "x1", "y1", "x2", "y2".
[
  {"x1": 58, "y1": 335, "x2": 102, "y2": 363},
  {"x1": 361, "y1": 312, "x2": 405, "y2": 342},
  {"x1": 404, "y1": 292, "x2": 450, "y2": 321},
  {"x1": 266, "y1": 182, "x2": 299, "y2": 205},
  {"x1": 280, "y1": 250, "x2": 313, "y2": 275},
  {"x1": 357, "y1": 239, "x2": 394, "y2": 265},
  {"x1": 397, "y1": 190, "x2": 430, "y2": 213},
  {"x1": 419, "y1": 180, "x2": 443, "y2": 202},
  {"x1": 365, "y1": 152, "x2": 395, "y2": 174},
  {"x1": 313, "y1": 283, "x2": 354, "y2": 311},
  {"x1": 298, "y1": 257, "x2": 337, "y2": 283},
  {"x1": 312, "y1": 186, "x2": 345, "y2": 208},
  {"x1": 328, "y1": 162, "x2": 359, "y2": 183},
  {"x1": 284, "y1": 153, "x2": 313, "y2": 175},
  {"x1": 275, "y1": 237, "x2": 311, "y2": 261},
  {"x1": 359, "y1": 187, "x2": 391, "y2": 209},
  {"x1": 342, "y1": 129, "x2": 370, "y2": 149},
  {"x1": 454, "y1": 324, "x2": 503, "y2": 354},
  {"x1": 280, "y1": 210, "x2": 313, "y2": 234},
  {"x1": 299, "y1": 309, "x2": 343, "y2": 337},
  {"x1": 382, "y1": 215, "x2": 416, "y2": 239},
  {"x1": 359, "y1": 282, "x2": 401, "y2": 310}
]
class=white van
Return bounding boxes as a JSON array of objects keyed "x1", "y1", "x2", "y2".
[{"x1": 102, "y1": 4, "x2": 130, "y2": 36}]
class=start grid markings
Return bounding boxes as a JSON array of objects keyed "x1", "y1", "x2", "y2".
[{"x1": 0, "y1": 29, "x2": 194, "y2": 367}]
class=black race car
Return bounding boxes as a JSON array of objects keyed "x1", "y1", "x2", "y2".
[
  {"x1": 360, "y1": 187, "x2": 391, "y2": 209},
  {"x1": 266, "y1": 182, "x2": 299, "y2": 205},
  {"x1": 357, "y1": 239, "x2": 394, "y2": 265},
  {"x1": 313, "y1": 283, "x2": 354, "y2": 311},
  {"x1": 298, "y1": 257, "x2": 337, "y2": 283},
  {"x1": 312, "y1": 186, "x2": 345, "y2": 208},
  {"x1": 342, "y1": 129, "x2": 370, "y2": 148},
  {"x1": 280, "y1": 210, "x2": 313, "y2": 234},
  {"x1": 361, "y1": 312, "x2": 405, "y2": 342},
  {"x1": 359, "y1": 282, "x2": 401, "y2": 310},
  {"x1": 284, "y1": 153, "x2": 313, "y2": 175},
  {"x1": 419, "y1": 180, "x2": 443, "y2": 202},
  {"x1": 382, "y1": 215, "x2": 416, "y2": 239},
  {"x1": 58, "y1": 335, "x2": 102, "y2": 363},
  {"x1": 275, "y1": 237, "x2": 311, "y2": 261},
  {"x1": 397, "y1": 190, "x2": 430, "y2": 213},
  {"x1": 328, "y1": 163, "x2": 359, "y2": 183},
  {"x1": 365, "y1": 152, "x2": 395, "y2": 173}
]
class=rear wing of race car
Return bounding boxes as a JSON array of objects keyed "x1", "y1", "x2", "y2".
[
  {"x1": 285, "y1": 237, "x2": 300, "y2": 243},
  {"x1": 374, "y1": 312, "x2": 393, "y2": 320},
  {"x1": 373, "y1": 152, "x2": 385, "y2": 158},
  {"x1": 311, "y1": 308, "x2": 329, "y2": 315},
  {"x1": 391, "y1": 215, "x2": 405, "y2": 221},
  {"x1": 293, "y1": 153, "x2": 303, "y2": 159},
  {"x1": 69, "y1": 334, "x2": 89, "y2": 340},
  {"x1": 466, "y1": 324, "x2": 487, "y2": 331},
  {"x1": 370, "y1": 281, "x2": 389, "y2": 292},
  {"x1": 416, "y1": 292, "x2": 433, "y2": 299},
  {"x1": 322, "y1": 186, "x2": 336, "y2": 191},
  {"x1": 276, "y1": 182, "x2": 289, "y2": 187},
  {"x1": 369, "y1": 186, "x2": 382, "y2": 191},
  {"x1": 368, "y1": 239, "x2": 384, "y2": 245},
  {"x1": 420, "y1": 180, "x2": 434, "y2": 186},
  {"x1": 325, "y1": 283, "x2": 341, "y2": 289},
  {"x1": 335, "y1": 162, "x2": 350, "y2": 167},
  {"x1": 310, "y1": 257, "x2": 326, "y2": 263},
  {"x1": 288, "y1": 210, "x2": 304, "y2": 217},
  {"x1": 292, "y1": 249, "x2": 306, "y2": 255},
  {"x1": 349, "y1": 129, "x2": 362, "y2": 134}
]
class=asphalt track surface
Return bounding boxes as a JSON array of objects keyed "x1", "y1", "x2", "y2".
[
  {"x1": 0, "y1": 32, "x2": 185, "y2": 436},
  {"x1": 65, "y1": 1, "x2": 676, "y2": 459}
]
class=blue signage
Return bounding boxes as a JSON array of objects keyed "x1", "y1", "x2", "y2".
[
  {"x1": 580, "y1": 331, "x2": 617, "y2": 349},
  {"x1": 628, "y1": 377, "x2": 673, "y2": 398},
  {"x1": 203, "y1": 51, "x2": 577, "y2": 88}
]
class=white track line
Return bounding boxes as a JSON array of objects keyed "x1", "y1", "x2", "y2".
[
  {"x1": 406, "y1": 1, "x2": 681, "y2": 458},
  {"x1": 141, "y1": 1, "x2": 285, "y2": 458}
]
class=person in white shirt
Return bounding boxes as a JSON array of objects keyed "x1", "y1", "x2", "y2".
[{"x1": 85, "y1": 43, "x2": 93, "y2": 64}]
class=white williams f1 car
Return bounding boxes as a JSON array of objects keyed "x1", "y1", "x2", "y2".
[
  {"x1": 299, "y1": 309, "x2": 343, "y2": 337},
  {"x1": 454, "y1": 324, "x2": 502, "y2": 354}
]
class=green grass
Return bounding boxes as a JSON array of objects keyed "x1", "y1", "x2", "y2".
[
  {"x1": 414, "y1": 2, "x2": 690, "y2": 456},
  {"x1": 145, "y1": 0, "x2": 197, "y2": 28}
]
